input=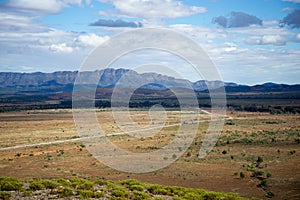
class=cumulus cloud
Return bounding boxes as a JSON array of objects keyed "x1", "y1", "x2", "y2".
[
  {"x1": 49, "y1": 43, "x2": 74, "y2": 53},
  {"x1": 245, "y1": 35, "x2": 287, "y2": 46},
  {"x1": 0, "y1": 0, "x2": 91, "y2": 16},
  {"x1": 97, "y1": 0, "x2": 206, "y2": 19},
  {"x1": 262, "y1": 20, "x2": 279, "y2": 26},
  {"x1": 281, "y1": 9, "x2": 300, "y2": 28},
  {"x1": 90, "y1": 19, "x2": 142, "y2": 28},
  {"x1": 213, "y1": 11, "x2": 262, "y2": 28},
  {"x1": 76, "y1": 33, "x2": 109, "y2": 46},
  {"x1": 3, "y1": 0, "x2": 63, "y2": 15},
  {"x1": 0, "y1": 13, "x2": 49, "y2": 33}
]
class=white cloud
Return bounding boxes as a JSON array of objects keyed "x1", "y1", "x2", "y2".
[
  {"x1": 98, "y1": 0, "x2": 206, "y2": 19},
  {"x1": 227, "y1": 26, "x2": 292, "y2": 36},
  {"x1": 170, "y1": 24, "x2": 228, "y2": 42},
  {"x1": 245, "y1": 35, "x2": 287, "y2": 46},
  {"x1": 223, "y1": 42, "x2": 237, "y2": 52},
  {"x1": 5, "y1": 0, "x2": 64, "y2": 14},
  {"x1": 262, "y1": 35, "x2": 287, "y2": 45},
  {"x1": 0, "y1": 13, "x2": 50, "y2": 33},
  {"x1": 208, "y1": 47, "x2": 300, "y2": 84},
  {"x1": 3, "y1": 0, "x2": 90, "y2": 15},
  {"x1": 76, "y1": 34, "x2": 110, "y2": 47},
  {"x1": 282, "y1": 0, "x2": 300, "y2": 3},
  {"x1": 49, "y1": 43, "x2": 74, "y2": 53},
  {"x1": 262, "y1": 20, "x2": 279, "y2": 26}
]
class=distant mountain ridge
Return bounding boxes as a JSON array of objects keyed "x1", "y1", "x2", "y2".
[{"x1": 0, "y1": 68, "x2": 299, "y2": 94}]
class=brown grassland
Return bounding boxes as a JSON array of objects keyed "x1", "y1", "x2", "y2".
[{"x1": 0, "y1": 109, "x2": 299, "y2": 199}]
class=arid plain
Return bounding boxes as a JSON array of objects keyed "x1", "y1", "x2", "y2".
[{"x1": 0, "y1": 109, "x2": 299, "y2": 199}]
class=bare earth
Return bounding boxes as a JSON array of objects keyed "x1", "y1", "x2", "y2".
[{"x1": 0, "y1": 109, "x2": 299, "y2": 200}]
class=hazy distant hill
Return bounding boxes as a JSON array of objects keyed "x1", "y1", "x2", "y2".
[{"x1": 0, "y1": 68, "x2": 299, "y2": 94}]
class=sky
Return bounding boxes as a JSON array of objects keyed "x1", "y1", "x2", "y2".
[{"x1": 0, "y1": 0, "x2": 299, "y2": 85}]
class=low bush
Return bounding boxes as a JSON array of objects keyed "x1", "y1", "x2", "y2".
[
  {"x1": 129, "y1": 184, "x2": 144, "y2": 191},
  {"x1": 29, "y1": 180, "x2": 44, "y2": 190},
  {"x1": 94, "y1": 191, "x2": 105, "y2": 198},
  {"x1": 57, "y1": 178, "x2": 71, "y2": 186},
  {"x1": 133, "y1": 191, "x2": 151, "y2": 200},
  {"x1": 0, "y1": 177, "x2": 23, "y2": 191},
  {"x1": 77, "y1": 189, "x2": 94, "y2": 199},
  {"x1": 95, "y1": 178, "x2": 107, "y2": 186},
  {"x1": 257, "y1": 156, "x2": 263, "y2": 164},
  {"x1": 70, "y1": 178, "x2": 94, "y2": 190},
  {"x1": 240, "y1": 172, "x2": 245, "y2": 179},
  {"x1": 258, "y1": 179, "x2": 267, "y2": 188},
  {"x1": 118, "y1": 179, "x2": 143, "y2": 188},
  {"x1": 41, "y1": 180, "x2": 59, "y2": 189},
  {"x1": 111, "y1": 188, "x2": 129, "y2": 198},
  {"x1": 23, "y1": 189, "x2": 33, "y2": 197},
  {"x1": 266, "y1": 191, "x2": 275, "y2": 198},
  {"x1": 59, "y1": 187, "x2": 73, "y2": 197},
  {"x1": 0, "y1": 191, "x2": 11, "y2": 200}
]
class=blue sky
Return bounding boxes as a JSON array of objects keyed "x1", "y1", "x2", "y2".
[{"x1": 0, "y1": 0, "x2": 299, "y2": 84}]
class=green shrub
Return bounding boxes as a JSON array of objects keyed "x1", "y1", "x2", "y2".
[
  {"x1": 0, "y1": 191, "x2": 11, "y2": 200},
  {"x1": 203, "y1": 192, "x2": 220, "y2": 200},
  {"x1": 111, "y1": 188, "x2": 129, "y2": 198},
  {"x1": 77, "y1": 189, "x2": 94, "y2": 199},
  {"x1": 59, "y1": 187, "x2": 73, "y2": 197},
  {"x1": 0, "y1": 177, "x2": 23, "y2": 191},
  {"x1": 183, "y1": 191, "x2": 203, "y2": 200},
  {"x1": 119, "y1": 179, "x2": 142, "y2": 188},
  {"x1": 247, "y1": 164, "x2": 255, "y2": 171},
  {"x1": 267, "y1": 172, "x2": 272, "y2": 178},
  {"x1": 29, "y1": 180, "x2": 44, "y2": 190},
  {"x1": 41, "y1": 180, "x2": 59, "y2": 189},
  {"x1": 95, "y1": 178, "x2": 107, "y2": 186},
  {"x1": 94, "y1": 191, "x2": 105, "y2": 198},
  {"x1": 258, "y1": 179, "x2": 267, "y2": 188},
  {"x1": 255, "y1": 170, "x2": 264, "y2": 177},
  {"x1": 147, "y1": 184, "x2": 161, "y2": 194},
  {"x1": 70, "y1": 178, "x2": 94, "y2": 190},
  {"x1": 240, "y1": 172, "x2": 245, "y2": 179},
  {"x1": 165, "y1": 186, "x2": 184, "y2": 195},
  {"x1": 57, "y1": 178, "x2": 71, "y2": 186},
  {"x1": 133, "y1": 191, "x2": 151, "y2": 200},
  {"x1": 257, "y1": 156, "x2": 263, "y2": 163},
  {"x1": 156, "y1": 188, "x2": 170, "y2": 195},
  {"x1": 129, "y1": 184, "x2": 144, "y2": 191},
  {"x1": 23, "y1": 189, "x2": 33, "y2": 197},
  {"x1": 266, "y1": 191, "x2": 275, "y2": 198}
]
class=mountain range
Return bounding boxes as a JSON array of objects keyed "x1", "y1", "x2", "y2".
[{"x1": 0, "y1": 68, "x2": 299, "y2": 94}]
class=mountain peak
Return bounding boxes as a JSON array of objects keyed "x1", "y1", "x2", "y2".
[{"x1": 261, "y1": 82, "x2": 279, "y2": 87}]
